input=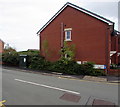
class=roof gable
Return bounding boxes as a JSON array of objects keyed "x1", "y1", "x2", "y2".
[
  {"x1": 37, "y1": 2, "x2": 114, "y2": 34},
  {"x1": 0, "y1": 39, "x2": 4, "y2": 43}
]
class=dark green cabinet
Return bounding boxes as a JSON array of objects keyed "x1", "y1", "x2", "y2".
[{"x1": 19, "y1": 55, "x2": 27, "y2": 68}]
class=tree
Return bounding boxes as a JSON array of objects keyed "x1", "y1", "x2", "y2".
[
  {"x1": 4, "y1": 44, "x2": 16, "y2": 53},
  {"x1": 60, "y1": 41, "x2": 76, "y2": 64}
]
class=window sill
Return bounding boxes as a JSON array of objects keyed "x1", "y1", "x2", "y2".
[{"x1": 64, "y1": 40, "x2": 72, "y2": 42}]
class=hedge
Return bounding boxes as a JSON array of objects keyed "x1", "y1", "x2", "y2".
[
  {"x1": 48, "y1": 60, "x2": 105, "y2": 76},
  {"x1": 2, "y1": 52, "x2": 19, "y2": 66},
  {"x1": 2, "y1": 52, "x2": 105, "y2": 76}
]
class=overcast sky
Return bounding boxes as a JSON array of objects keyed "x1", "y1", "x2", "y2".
[{"x1": 0, "y1": 0, "x2": 119, "y2": 51}]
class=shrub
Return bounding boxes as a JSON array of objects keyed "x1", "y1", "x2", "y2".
[
  {"x1": 2, "y1": 52, "x2": 19, "y2": 66},
  {"x1": 60, "y1": 42, "x2": 76, "y2": 64},
  {"x1": 28, "y1": 55, "x2": 44, "y2": 70},
  {"x1": 80, "y1": 62, "x2": 105, "y2": 76},
  {"x1": 110, "y1": 64, "x2": 119, "y2": 69},
  {"x1": 92, "y1": 69, "x2": 106, "y2": 76},
  {"x1": 18, "y1": 50, "x2": 39, "y2": 56},
  {"x1": 48, "y1": 60, "x2": 76, "y2": 74},
  {"x1": 49, "y1": 60, "x2": 84, "y2": 75},
  {"x1": 2, "y1": 49, "x2": 40, "y2": 67},
  {"x1": 2, "y1": 49, "x2": 105, "y2": 76},
  {"x1": 28, "y1": 54, "x2": 51, "y2": 70},
  {"x1": 81, "y1": 62, "x2": 95, "y2": 75},
  {"x1": 48, "y1": 61, "x2": 105, "y2": 76}
]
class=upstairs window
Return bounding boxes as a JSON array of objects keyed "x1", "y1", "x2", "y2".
[{"x1": 64, "y1": 28, "x2": 72, "y2": 41}]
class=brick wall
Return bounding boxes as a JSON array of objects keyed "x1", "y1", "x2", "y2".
[
  {"x1": 108, "y1": 69, "x2": 120, "y2": 76},
  {"x1": 0, "y1": 40, "x2": 4, "y2": 53},
  {"x1": 40, "y1": 6, "x2": 111, "y2": 68}
]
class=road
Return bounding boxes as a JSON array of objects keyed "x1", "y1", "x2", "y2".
[{"x1": 1, "y1": 67, "x2": 119, "y2": 105}]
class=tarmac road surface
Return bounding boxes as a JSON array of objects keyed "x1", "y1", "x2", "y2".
[{"x1": 1, "y1": 68, "x2": 119, "y2": 106}]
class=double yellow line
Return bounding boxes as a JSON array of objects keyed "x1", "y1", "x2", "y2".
[{"x1": 0, "y1": 100, "x2": 6, "y2": 107}]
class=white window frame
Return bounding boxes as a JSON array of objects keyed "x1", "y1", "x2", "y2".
[{"x1": 64, "y1": 28, "x2": 72, "y2": 41}]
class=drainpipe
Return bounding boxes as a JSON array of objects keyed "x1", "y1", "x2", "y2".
[
  {"x1": 105, "y1": 26, "x2": 110, "y2": 74},
  {"x1": 38, "y1": 33, "x2": 41, "y2": 55},
  {"x1": 116, "y1": 36, "x2": 118, "y2": 65},
  {"x1": 61, "y1": 23, "x2": 64, "y2": 48}
]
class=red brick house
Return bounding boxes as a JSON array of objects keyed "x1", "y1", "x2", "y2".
[
  {"x1": 0, "y1": 39, "x2": 4, "y2": 53},
  {"x1": 111, "y1": 30, "x2": 120, "y2": 65},
  {"x1": 37, "y1": 2, "x2": 119, "y2": 72},
  {"x1": 0, "y1": 39, "x2": 4, "y2": 64}
]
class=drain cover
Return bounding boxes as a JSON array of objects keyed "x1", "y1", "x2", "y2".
[
  {"x1": 92, "y1": 99, "x2": 115, "y2": 106},
  {"x1": 60, "y1": 93, "x2": 81, "y2": 103}
]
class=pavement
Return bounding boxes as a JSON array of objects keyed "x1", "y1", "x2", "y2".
[{"x1": 2, "y1": 66, "x2": 120, "y2": 84}]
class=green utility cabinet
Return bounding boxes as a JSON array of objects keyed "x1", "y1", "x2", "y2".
[{"x1": 19, "y1": 55, "x2": 28, "y2": 68}]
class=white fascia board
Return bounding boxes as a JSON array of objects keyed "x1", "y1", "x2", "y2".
[
  {"x1": 68, "y1": 4, "x2": 113, "y2": 25},
  {"x1": 37, "y1": 33, "x2": 40, "y2": 36},
  {"x1": 38, "y1": 4, "x2": 68, "y2": 33}
]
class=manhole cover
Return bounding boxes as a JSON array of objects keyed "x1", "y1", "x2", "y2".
[
  {"x1": 92, "y1": 99, "x2": 115, "y2": 106},
  {"x1": 60, "y1": 93, "x2": 81, "y2": 103}
]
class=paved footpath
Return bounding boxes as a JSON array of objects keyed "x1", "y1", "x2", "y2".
[
  {"x1": 1, "y1": 66, "x2": 119, "y2": 106},
  {"x1": 2, "y1": 66, "x2": 120, "y2": 84}
]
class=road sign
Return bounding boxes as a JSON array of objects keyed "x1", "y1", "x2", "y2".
[{"x1": 94, "y1": 65, "x2": 106, "y2": 69}]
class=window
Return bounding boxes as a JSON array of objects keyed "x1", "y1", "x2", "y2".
[{"x1": 64, "y1": 28, "x2": 72, "y2": 41}]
